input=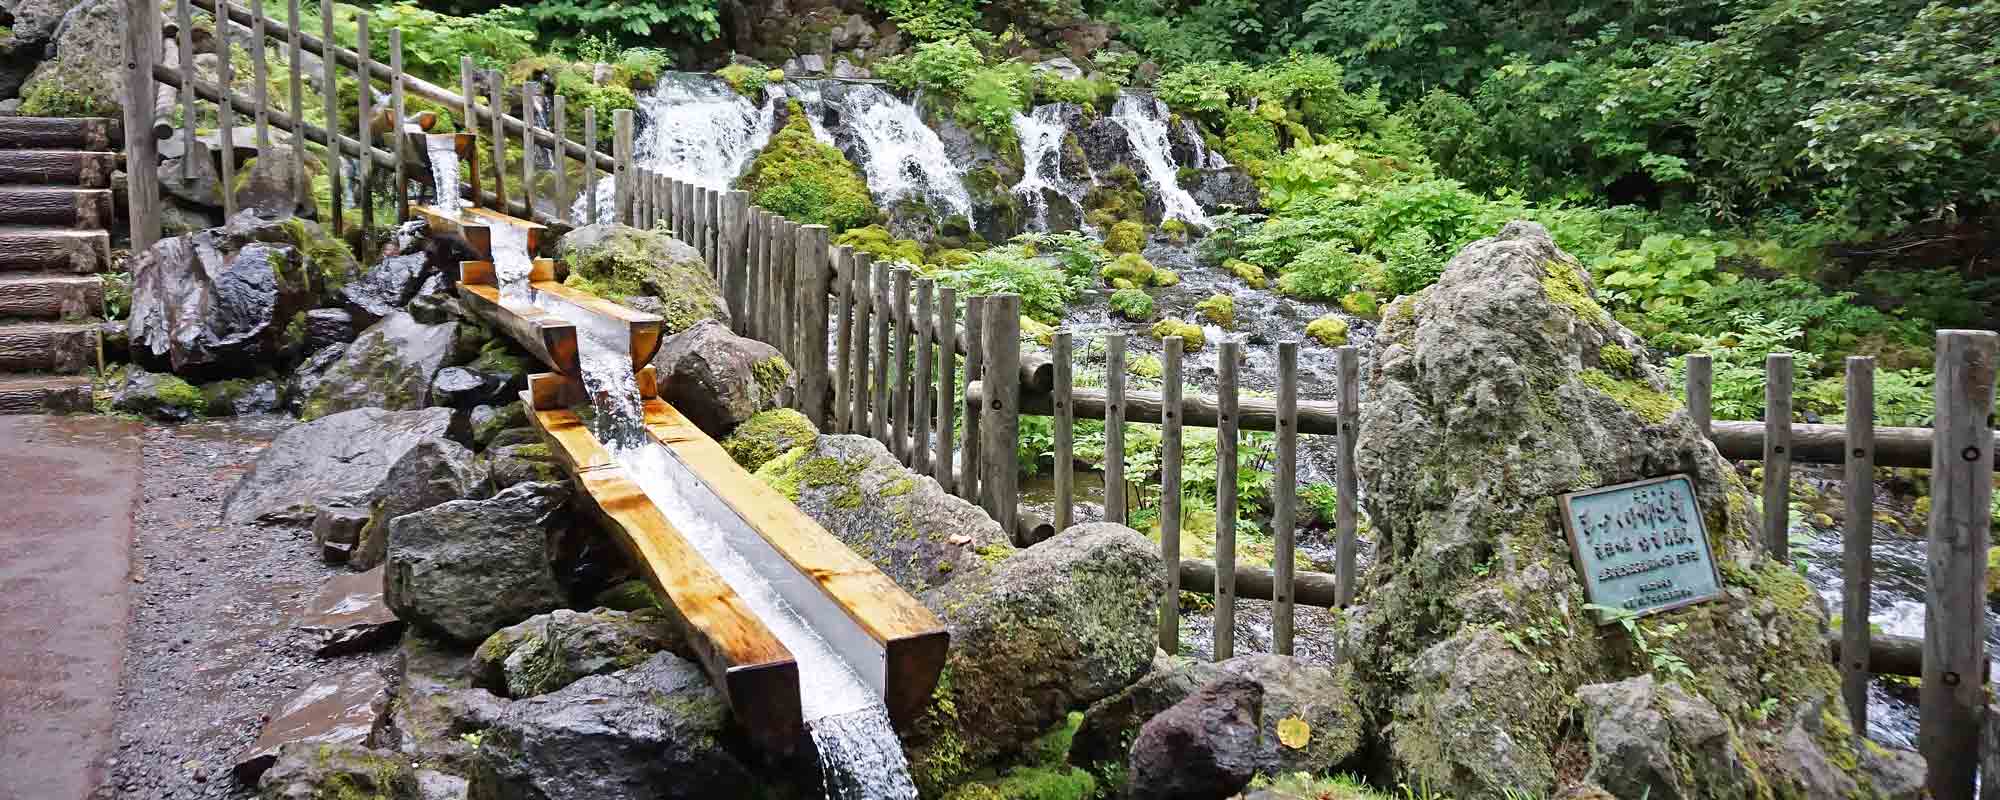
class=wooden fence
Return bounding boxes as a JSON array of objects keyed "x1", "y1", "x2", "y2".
[{"x1": 119, "y1": 6, "x2": 1996, "y2": 794}]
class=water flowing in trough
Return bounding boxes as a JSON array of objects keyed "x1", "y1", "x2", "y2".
[
  {"x1": 424, "y1": 136, "x2": 466, "y2": 210},
  {"x1": 489, "y1": 238, "x2": 919, "y2": 800},
  {"x1": 1110, "y1": 92, "x2": 1209, "y2": 227}
]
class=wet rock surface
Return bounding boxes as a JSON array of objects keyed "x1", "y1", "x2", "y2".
[
  {"x1": 1126, "y1": 675, "x2": 1263, "y2": 800},
  {"x1": 649, "y1": 319, "x2": 791, "y2": 439},
  {"x1": 341, "y1": 253, "x2": 435, "y2": 328},
  {"x1": 220, "y1": 407, "x2": 454, "y2": 525},
  {"x1": 349, "y1": 438, "x2": 488, "y2": 571},
  {"x1": 297, "y1": 312, "x2": 458, "y2": 420},
  {"x1": 126, "y1": 220, "x2": 319, "y2": 376},
  {"x1": 111, "y1": 366, "x2": 208, "y2": 422},
  {"x1": 298, "y1": 566, "x2": 404, "y2": 657},
  {"x1": 470, "y1": 607, "x2": 683, "y2": 698},
  {"x1": 231, "y1": 667, "x2": 392, "y2": 782},
  {"x1": 384, "y1": 482, "x2": 571, "y2": 645},
  {"x1": 255, "y1": 742, "x2": 416, "y2": 800}
]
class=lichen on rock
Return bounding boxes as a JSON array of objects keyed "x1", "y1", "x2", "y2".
[
  {"x1": 720, "y1": 408, "x2": 819, "y2": 472},
  {"x1": 555, "y1": 224, "x2": 728, "y2": 333}
]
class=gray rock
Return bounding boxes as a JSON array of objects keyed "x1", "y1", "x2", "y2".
[
  {"x1": 1188, "y1": 167, "x2": 1258, "y2": 214},
  {"x1": 16, "y1": 0, "x2": 124, "y2": 117},
  {"x1": 382, "y1": 656, "x2": 507, "y2": 779},
  {"x1": 342, "y1": 253, "x2": 434, "y2": 327},
  {"x1": 907, "y1": 522, "x2": 1162, "y2": 793},
  {"x1": 284, "y1": 343, "x2": 346, "y2": 414},
  {"x1": 414, "y1": 770, "x2": 470, "y2": 800},
  {"x1": 650, "y1": 319, "x2": 790, "y2": 439},
  {"x1": 471, "y1": 608, "x2": 682, "y2": 698},
  {"x1": 470, "y1": 403, "x2": 528, "y2": 447},
  {"x1": 483, "y1": 440, "x2": 564, "y2": 490},
  {"x1": 755, "y1": 434, "x2": 1009, "y2": 592},
  {"x1": 475, "y1": 652, "x2": 756, "y2": 800},
  {"x1": 200, "y1": 378, "x2": 283, "y2": 416},
  {"x1": 350, "y1": 437, "x2": 488, "y2": 571},
  {"x1": 384, "y1": 482, "x2": 569, "y2": 644},
  {"x1": 299, "y1": 565, "x2": 405, "y2": 656},
  {"x1": 433, "y1": 368, "x2": 498, "y2": 408},
  {"x1": 312, "y1": 504, "x2": 369, "y2": 563},
  {"x1": 160, "y1": 138, "x2": 225, "y2": 208},
  {"x1": 126, "y1": 222, "x2": 317, "y2": 375},
  {"x1": 1070, "y1": 651, "x2": 1218, "y2": 771},
  {"x1": 1034, "y1": 57, "x2": 1084, "y2": 80},
  {"x1": 233, "y1": 667, "x2": 391, "y2": 782},
  {"x1": 233, "y1": 144, "x2": 317, "y2": 220},
  {"x1": 304, "y1": 308, "x2": 357, "y2": 351},
  {"x1": 110, "y1": 365, "x2": 205, "y2": 422},
  {"x1": 299, "y1": 312, "x2": 457, "y2": 421},
  {"x1": 256, "y1": 742, "x2": 417, "y2": 800},
  {"x1": 1127, "y1": 675, "x2": 1263, "y2": 800},
  {"x1": 221, "y1": 407, "x2": 454, "y2": 524}
]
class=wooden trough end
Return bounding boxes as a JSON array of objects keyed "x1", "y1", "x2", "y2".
[
  {"x1": 456, "y1": 262, "x2": 580, "y2": 380},
  {"x1": 415, "y1": 203, "x2": 547, "y2": 261},
  {"x1": 640, "y1": 398, "x2": 951, "y2": 730},
  {"x1": 524, "y1": 397, "x2": 805, "y2": 752}
]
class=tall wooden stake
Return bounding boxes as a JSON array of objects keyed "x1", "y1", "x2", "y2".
[{"x1": 1921, "y1": 330, "x2": 1996, "y2": 800}]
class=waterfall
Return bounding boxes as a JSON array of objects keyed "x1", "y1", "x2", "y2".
[
  {"x1": 424, "y1": 136, "x2": 465, "y2": 210},
  {"x1": 1110, "y1": 92, "x2": 1209, "y2": 227},
  {"x1": 573, "y1": 72, "x2": 778, "y2": 223},
  {"x1": 812, "y1": 708, "x2": 921, "y2": 800},
  {"x1": 490, "y1": 223, "x2": 533, "y2": 304},
  {"x1": 1010, "y1": 105, "x2": 1087, "y2": 232},
  {"x1": 794, "y1": 81, "x2": 972, "y2": 220}
]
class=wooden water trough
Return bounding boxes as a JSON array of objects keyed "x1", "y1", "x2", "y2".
[{"x1": 454, "y1": 208, "x2": 947, "y2": 752}]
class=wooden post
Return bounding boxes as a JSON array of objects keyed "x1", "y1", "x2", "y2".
[
  {"x1": 892, "y1": 268, "x2": 914, "y2": 463},
  {"x1": 390, "y1": 29, "x2": 407, "y2": 222},
  {"x1": 797, "y1": 225, "x2": 832, "y2": 427},
  {"x1": 1335, "y1": 345, "x2": 1359, "y2": 607},
  {"x1": 1104, "y1": 333, "x2": 1127, "y2": 526},
  {"x1": 751, "y1": 210, "x2": 769, "y2": 340},
  {"x1": 1687, "y1": 353, "x2": 1713, "y2": 438},
  {"x1": 1842, "y1": 356, "x2": 1875, "y2": 744},
  {"x1": 121, "y1": 0, "x2": 161, "y2": 250},
  {"x1": 285, "y1": 0, "x2": 304, "y2": 182},
  {"x1": 936, "y1": 286, "x2": 958, "y2": 494},
  {"x1": 1215, "y1": 337, "x2": 1240, "y2": 660},
  {"x1": 1763, "y1": 353, "x2": 1794, "y2": 560},
  {"x1": 725, "y1": 191, "x2": 749, "y2": 325},
  {"x1": 583, "y1": 108, "x2": 598, "y2": 224},
  {"x1": 1052, "y1": 329, "x2": 1074, "y2": 535},
  {"x1": 218, "y1": 4, "x2": 238, "y2": 221},
  {"x1": 776, "y1": 221, "x2": 799, "y2": 408},
  {"x1": 459, "y1": 56, "x2": 478, "y2": 205},
  {"x1": 612, "y1": 109, "x2": 633, "y2": 226},
  {"x1": 1273, "y1": 340, "x2": 1298, "y2": 654},
  {"x1": 250, "y1": 0, "x2": 269, "y2": 150},
  {"x1": 960, "y1": 297, "x2": 983, "y2": 504},
  {"x1": 354, "y1": 14, "x2": 370, "y2": 247},
  {"x1": 321, "y1": 0, "x2": 341, "y2": 234},
  {"x1": 521, "y1": 82, "x2": 536, "y2": 221},
  {"x1": 831, "y1": 247, "x2": 854, "y2": 435},
  {"x1": 913, "y1": 279, "x2": 936, "y2": 475},
  {"x1": 982, "y1": 295, "x2": 1022, "y2": 543},
  {"x1": 849, "y1": 252, "x2": 874, "y2": 435},
  {"x1": 871, "y1": 259, "x2": 893, "y2": 444},
  {"x1": 1160, "y1": 338, "x2": 1185, "y2": 654},
  {"x1": 1921, "y1": 329, "x2": 1996, "y2": 800},
  {"x1": 708, "y1": 190, "x2": 723, "y2": 268},
  {"x1": 552, "y1": 95, "x2": 568, "y2": 224},
  {"x1": 177, "y1": 0, "x2": 195, "y2": 184}
]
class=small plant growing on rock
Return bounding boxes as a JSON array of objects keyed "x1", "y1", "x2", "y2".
[{"x1": 1109, "y1": 288, "x2": 1155, "y2": 321}]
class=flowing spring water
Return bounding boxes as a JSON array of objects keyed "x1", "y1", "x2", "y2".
[
  {"x1": 490, "y1": 223, "x2": 533, "y2": 304},
  {"x1": 793, "y1": 81, "x2": 973, "y2": 220},
  {"x1": 1011, "y1": 105, "x2": 1088, "y2": 232},
  {"x1": 572, "y1": 73, "x2": 779, "y2": 223},
  {"x1": 1110, "y1": 92, "x2": 1209, "y2": 227},
  {"x1": 424, "y1": 136, "x2": 466, "y2": 210}
]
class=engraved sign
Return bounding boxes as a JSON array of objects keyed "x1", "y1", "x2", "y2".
[{"x1": 1560, "y1": 474, "x2": 1721, "y2": 624}]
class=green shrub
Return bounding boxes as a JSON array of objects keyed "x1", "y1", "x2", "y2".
[
  {"x1": 1339, "y1": 290, "x2": 1380, "y2": 319},
  {"x1": 738, "y1": 103, "x2": 879, "y2": 232},
  {"x1": 1132, "y1": 354, "x2": 1164, "y2": 379},
  {"x1": 931, "y1": 245, "x2": 1086, "y2": 324},
  {"x1": 1109, "y1": 288, "x2": 1155, "y2": 320},
  {"x1": 366, "y1": 3, "x2": 536, "y2": 84},
  {"x1": 1276, "y1": 241, "x2": 1381, "y2": 300}
]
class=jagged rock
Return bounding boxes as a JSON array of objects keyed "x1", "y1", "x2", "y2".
[
  {"x1": 200, "y1": 377, "x2": 283, "y2": 416},
  {"x1": 1034, "y1": 57, "x2": 1084, "y2": 80},
  {"x1": 111, "y1": 366, "x2": 207, "y2": 422},
  {"x1": 907, "y1": 522, "x2": 1162, "y2": 794},
  {"x1": 256, "y1": 742, "x2": 417, "y2": 800},
  {"x1": 384, "y1": 482, "x2": 569, "y2": 644},
  {"x1": 1349, "y1": 222, "x2": 1897, "y2": 797},
  {"x1": 304, "y1": 308, "x2": 358, "y2": 351},
  {"x1": 382, "y1": 642, "x2": 508, "y2": 779},
  {"x1": 650, "y1": 320, "x2": 791, "y2": 439},
  {"x1": 299, "y1": 566, "x2": 405, "y2": 656},
  {"x1": 555, "y1": 223, "x2": 728, "y2": 333},
  {"x1": 342, "y1": 253, "x2": 434, "y2": 327},
  {"x1": 298, "y1": 312, "x2": 457, "y2": 421},
  {"x1": 475, "y1": 651, "x2": 756, "y2": 800},
  {"x1": 4, "y1": 0, "x2": 73, "y2": 50},
  {"x1": 15, "y1": 0, "x2": 124, "y2": 117},
  {"x1": 756, "y1": 434, "x2": 1010, "y2": 592},
  {"x1": 233, "y1": 667, "x2": 392, "y2": 782},
  {"x1": 234, "y1": 145, "x2": 317, "y2": 220},
  {"x1": 470, "y1": 608, "x2": 682, "y2": 698},
  {"x1": 312, "y1": 504, "x2": 368, "y2": 563},
  {"x1": 160, "y1": 139, "x2": 225, "y2": 208},
  {"x1": 433, "y1": 367, "x2": 508, "y2": 409},
  {"x1": 469, "y1": 403, "x2": 528, "y2": 447},
  {"x1": 350, "y1": 438, "x2": 488, "y2": 571},
  {"x1": 284, "y1": 343, "x2": 346, "y2": 414},
  {"x1": 483, "y1": 439, "x2": 564, "y2": 490},
  {"x1": 221, "y1": 407, "x2": 454, "y2": 524},
  {"x1": 414, "y1": 770, "x2": 470, "y2": 800},
  {"x1": 126, "y1": 219, "x2": 318, "y2": 375},
  {"x1": 1188, "y1": 167, "x2": 1259, "y2": 214},
  {"x1": 1127, "y1": 675, "x2": 1263, "y2": 800},
  {"x1": 1574, "y1": 675, "x2": 1753, "y2": 800}
]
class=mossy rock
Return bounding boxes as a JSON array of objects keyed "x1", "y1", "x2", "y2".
[
  {"x1": 738, "y1": 101, "x2": 878, "y2": 232},
  {"x1": 1151, "y1": 268, "x2": 1180, "y2": 287},
  {"x1": 719, "y1": 408, "x2": 818, "y2": 472},
  {"x1": 1131, "y1": 354, "x2": 1163, "y2": 379},
  {"x1": 1108, "y1": 288, "x2": 1154, "y2": 321},
  {"x1": 1339, "y1": 290, "x2": 1380, "y2": 319},
  {"x1": 1103, "y1": 220, "x2": 1145, "y2": 254},
  {"x1": 1195, "y1": 294, "x2": 1234, "y2": 328},
  {"x1": 1226, "y1": 259, "x2": 1266, "y2": 289},
  {"x1": 555, "y1": 224, "x2": 728, "y2": 333},
  {"x1": 594, "y1": 580, "x2": 662, "y2": 612},
  {"x1": 1100, "y1": 253, "x2": 1154, "y2": 286},
  {"x1": 1305, "y1": 314, "x2": 1348, "y2": 347},
  {"x1": 1148, "y1": 319, "x2": 1205, "y2": 352},
  {"x1": 835, "y1": 224, "x2": 926, "y2": 266}
]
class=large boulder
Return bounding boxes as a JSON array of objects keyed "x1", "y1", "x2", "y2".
[
  {"x1": 15, "y1": 0, "x2": 123, "y2": 117},
  {"x1": 1349, "y1": 222, "x2": 1895, "y2": 797},
  {"x1": 554, "y1": 223, "x2": 728, "y2": 333},
  {"x1": 1126, "y1": 675, "x2": 1263, "y2": 800},
  {"x1": 470, "y1": 608, "x2": 683, "y2": 698},
  {"x1": 256, "y1": 743, "x2": 418, "y2": 800},
  {"x1": 221, "y1": 407, "x2": 454, "y2": 524},
  {"x1": 906, "y1": 522, "x2": 1162, "y2": 794},
  {"x1": 233, "y1": 146, "x2": 318, "y2": 220},
  {"x1": 126, "y1": 219, "x2": 319, "y2": 375},
  {"x1": 298, "y1": 312, "x2": 457, "y2": 421},
  {"x1": 756, "y1": 434, "x2": 1011, "y2": 593},
  {"x1": 349, "y1": 437, "x2": 489, "y2": 571},
  {"x1": 719, "y1": 408, "x2": 817, "y2": 472},
  {"x1": 384, "y1": 482, "x2": 570, "y2": 645},
  {"x1": 475, "y1": 651, "x2": 758, "y2": 800},
  {"x1": 650, "y1": 320, "x2": 792, "y2": 439}
]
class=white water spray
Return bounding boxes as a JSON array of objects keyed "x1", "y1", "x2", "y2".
[
  {"x1": 490, "y1": 223, "x2": 532, "y2": 304},
  {"x1": 1010, "y1": 106, "x2": 1088, "y2": 232},
  {"x1": 1111, "y1": 92, "x2": 1209, "y2": 227},
  {"x1": 796, "y1": 82, "x2": 972, "y2": 220},
  {"x1": 425, "y1": 136, "x2": 466, "y2": 210}
]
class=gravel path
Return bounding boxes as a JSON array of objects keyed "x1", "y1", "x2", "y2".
[{"x1": 102, "y1": 415, "x2": 393, "y2": 799}]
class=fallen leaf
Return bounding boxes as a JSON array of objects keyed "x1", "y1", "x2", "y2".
[{"x1": 1277, "y1": 716, "x2": 1310, "y2": 749}]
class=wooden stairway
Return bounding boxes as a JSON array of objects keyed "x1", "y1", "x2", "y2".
[{"x1": 0, "y1": 117, "x2": 118, "y2": 414}]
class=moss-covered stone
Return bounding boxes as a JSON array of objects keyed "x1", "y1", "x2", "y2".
[
  {"x1": 1305, "y1": 313, "x2": 1349, "y2": 347},
  {"x1": 719, "y1": 408, "x2": 818, "y2": 471},
  {"x1": 1579, "y1": 368, "x2": 1678, "y2": 424},
  {"x1": 1226, "y1": 259, "x2": 1267, "y2": 289},
  {"x1": 1195, "y1": 294, "x2": 1234, "y2": 328},
  {"x1": 835, "y1": 224, "x2": 927, "y2": 266},
  {"x1": 715, "y1": 63, "x2": 773, "y2": 96},
  {"x1": 1149, "y1": 319, "x2": 1206, "y2": 352},
  {"x1": 1340, "y1": 290, "x2": 1380, "y2": 319},
  {"x1": 1599, "y1": 342, "x2": 1637, "y2": 376},
  {"x1": 1103, "y1": 220, "x2": 1145, "y2": 254},
  {"x1": 555, "y1": 224, "x2": 727, "y2": 333},
  {"x1": 1131, "y1": 354, "x2": 1164, "y2": 379},
  {"x1": 1108, "y1": 288, "x2": 1154, "y2": 321},
  {"x1": 594, "y1": 579, "x2": 663, "y2": 611},
  {"x1": 737, "y1": 101, "x2": 878, "y2": 232},
  {"x1": 1100, "y1": 253, "x2": 1154, "y2": 286}
]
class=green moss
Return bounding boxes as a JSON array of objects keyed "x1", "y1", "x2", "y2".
[
  {"x1": 1103, "y1": 220, "x2": 1145, "y2": 254},
  {"x1": 1108, "y1": 288, "x2": 1154, "y2": 321},
  {"x1": 594, "y1": 579, "x2": 662, "y2": 611},
  {"x1": 1599, "y1": 342, "x2": 1637, "y2": 376},
  {"x1": 1151, "y1": 268, "x2": 1180, "y2": 287},
  {"x1": 1305, "y1": 313, "x2": 1349, "y2": 347},
  {"x1": 752, "y1": 356, "x2": 793, "y2": 397},
  {"x1": 1020, "y1": 316, "x2": 1055, "y2": 347},
  {"x1": 1148, "y1": 319, "x2": 1206, "y2": 352},
  {"x1": 1159, "y1": 218, "x2": 1189, "y2": 244},
  {"x1": 1578, "y1": 369, "x2": 1678, "y2": 424},
  {"x1": 280, "y1": 217, "x2": 358, "y2": 295},
  {"x1": 835, "y1": 225, "x2": 927, "y2": 266},
  {"x1": 1540, "y1": 259, "x2": 1608, "y2": 323},
  {"x1": 18, "y1": 74, "x2": 116, "y2": 117},
  {"x1": 720, "y1": 408, "x2": 817, "y2": 472},
  {"x1": 716, "y1": 63, "x2": 772, "y2": 96},
  {"x1": 1340, "y1": 290, "x2": 1380, "y2": 319},
  {"x1": 1226, "y1": 259, "x2": 1267, "y2": 289},
  {"x1": 755, "y1": 450, "x2": 867, "y2": 509},
  {"x1": 1100, "y1": 253, "x2": 1154, "y2": 286},
  {"x1": 1195, "y1": 294, "x2": 1234, "y2": 328},
  {"x1": 154, "y1": 375, "x2": 208, "y2": 417},
  {"x1": 1131, "y1": 354, "x2": 1164, "y2": 379},
  {"x1": 737, "y1": 102, "x2": 878, "y2": 232}
]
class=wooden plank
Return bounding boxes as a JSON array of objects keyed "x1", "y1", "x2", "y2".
[
  {"x1": 0, "y1": 188, "x2": 113, "y2": 229},
  {"x1": 981, "y1": 295, "x2": 1022, "y2": 543},
  {"x1": 179, "y1": 0, "x2": 197, "y2": 185},
  {"x1": 552, "y1": 96, "x2": 568, "y2": 225},
  {"x1": 892, "y1": 268, "x2": 913, "y2": 463},
  {"x1": 1921, "y1": 329, "x2": 1996, "y2": 800},
  {"x1": 777, "y1": 221, "x2": 799, "y2": 407},
  {"x1": 1273, "y1": 340, "x2": 1298, "y2": 653},
  {"x1": 455, "y1": 281, "x2": 580, "y2": 378},
  {"x1": 0, "y1": 275, "x2": 104, "y2": 320},
  {"x1": 1215, "y1": 337, "x2": 1240, "y2": 660},
  {"x1": 912, "y1": 278, "x2": 935, "y2": 474},
  {"x1": 1763, "y1": 353, "x2": 1793, "y2": 559},
  {"x1": 521, "y1": 83, "x2": 535, "y2": 223},
  {"x1": 935, "y1": 286, "x2": 958, "y2": 494},
  {"x1": 250, "y1": 0, "x2": 269, "y2": 150},
  {"x1": 640, "y1": 399, "x2": 949, "y2": 730},
  {"x1": 0, "y1": 227, "x2": 109, "y2": 274},
  {"x1": 391, "y1": 28, "x2": 408, "y2": 222},
  {"x1": 0, "y1": 322, "x2": 97, "y2": 372},
  {"x1": 583, "y1": 108, "x2": 598, "y2": 225},
  {"x1": 0, "y1": 118, "x2": 119, "y2": 151},
  {"x1": 0, "y1": 151, "x2": 117, "y2": 187},
  {"x1": 525, "y1": 402, "x2": 802, "y2": 752},
  {"x1": 354, "y1": 14, "x2": 372, "y2": 249},
  {"x1": 796, "y1": 225, "x2": 832, "y2": 427},
  {"x1": 530, "y1": 280, "x2": 665, "y2": 368},
  {"x1": 1335, "y1": 346, "x2": 1359, "y2": 608},
  {"x1": 1686, "y1": 353, "x2": 1713, "y2": 438},
  {"x1": 849, "y1": 252, "x2": 873, "y2": 435},
  {"x1": 1159, "y1": 338, "x2": 1184, "y2": 655},
  {"x1": 724, "y1": 191, "x2": 749, "y2": 326},
  {"x1": 1181, "y1": 560, "x2": 1339, "y2": 608},
  {"x1": 1104, "y1": 333, "x2": 1127, "y2": 526},
  {"x1": 1841, "y1": 356, "x2": 1874, "y2": 743},
  {"x1": 526, "y1": 372, "x2": 585, "y2": 411},
  {"x1": 286, "y1": 0, "x2": 304, "y2": 182},
  {"x1": 490, "y1": 70, "x2": 508, "y2": 219},
  {"x1": 121, "y1": 0, "x2": 160, "y2": 250},
  {"x1": 831, "y1": 247, "x2": 854, "y2": 435},
  {"x1": 871, "y1": 259, "x2": 893, "y2": 444},
  {"x1": 218, "y1": 2, "x2": 238, "y2": 221},
  {"x1": 1052, "y1": 329, "x2": 1072, "y2": 536},
  {"x1": 960, "y1": 297, "x2": 982, "y2": 504},
  {"x1": 321, "y1": 0, "x2": 341, "y2": 234}
]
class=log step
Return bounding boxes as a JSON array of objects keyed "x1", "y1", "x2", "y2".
[
  {"x1": 0, "y1": 186, "x2": 115, "y2": 229},
  {"x1": 0, "y1": 150, "x2": 121, "y2": 188},
  {"x1": 0, "y1": 117, "x2": 120, "y2": 152},
  {"x1": 0, "y1": 322, "x2": 99, "y2": 373},
  {"x1": 0, "y1": 375, "x2": 94, "y2": 415},
  {"x1": 0, "y1": 227, "x2": 112, "y2": 274},
  {"x1": 0, "y1": 274, "x2": 105, "y2": 320}
]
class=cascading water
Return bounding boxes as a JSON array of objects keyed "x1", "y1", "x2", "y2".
[
  {"x1": 1010, "y1": 105, "x2": 1088, "y2": 232},
  {"x1": 572, "y1": 73, "x2": 779, "y2": 223},
  {"x1": 425, "y1": 136, "x2": 466, "y2": 210},
  {"x1": 1110, "y1": 92, "x2": 1209, "y2": 227},
  {"x1": 793, "y1": 81, "x2": 973, "y2": 220},
  {"x1": 490, "y1": 223, "x2": 533, "y2": 304}
]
